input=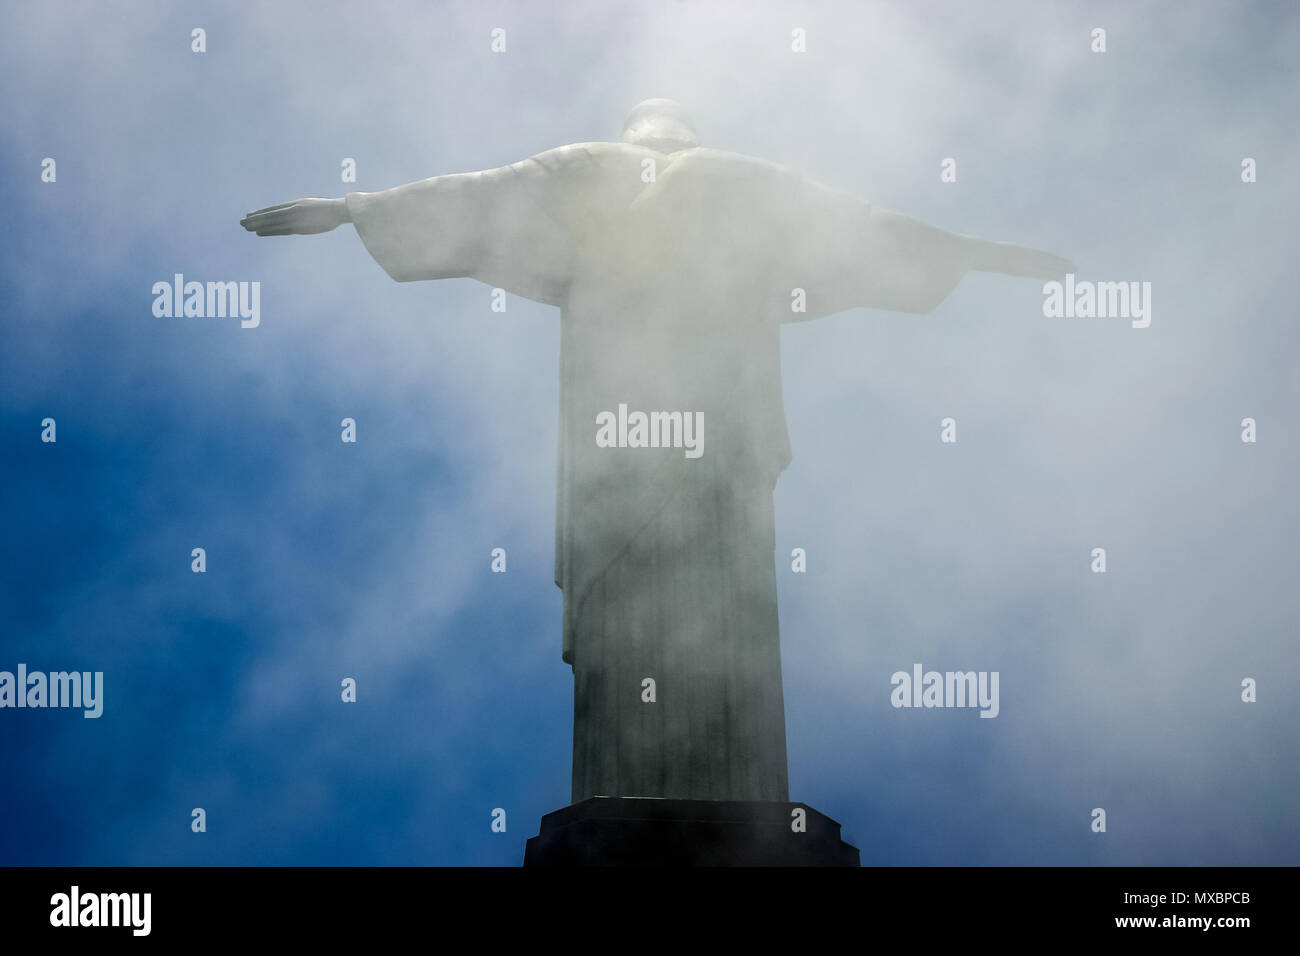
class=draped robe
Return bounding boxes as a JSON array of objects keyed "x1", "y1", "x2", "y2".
[{"x1": 343, "y1": 142, "x2": 998, "y2": 802}]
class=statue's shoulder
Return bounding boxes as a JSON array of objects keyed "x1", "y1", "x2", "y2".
[
  {"x1": 625, "y1": 148, "x2": 804, "y2": 219},
  {"x1": 523, "y1": 144, "x2": 799, "y2": 189},
  {"x1": 643, "y1": 147, "x2": 803, "y2": 194},
  {"x1": 661, "y1": 146, "x2": 791, "y2": 172},
  {"x1": 527, "y1": 141, "x2": 664, "y2": 173}
]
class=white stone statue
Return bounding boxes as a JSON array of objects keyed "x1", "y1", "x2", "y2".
[{"x1": 242, "y1": 99, "x2": 1071, "y2": 803}]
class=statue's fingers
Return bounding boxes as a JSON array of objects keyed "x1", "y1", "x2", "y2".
[
  {"x1": 255, "y1": 225, "x2": 300, "y2": 236},
  {"x1": 243, "y1": 208, "x2": 298, "y2": 231},
  {"x1": 245, "y1": 201, "x2": 299, "y2": 217},
  {"x1": 242, "y1": 207, "x2": 291, "y2": 224}
]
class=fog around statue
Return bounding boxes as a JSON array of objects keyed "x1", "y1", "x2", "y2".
[{"x1": 241, "y1": 99, "x2": 1071, "y2": 803}]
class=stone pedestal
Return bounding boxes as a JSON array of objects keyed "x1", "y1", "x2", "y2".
[{"x1": 523, "y1": 796, "x2": 860, "y2": 867}]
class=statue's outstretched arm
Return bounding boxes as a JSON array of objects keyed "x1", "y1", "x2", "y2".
[
  {"x1": 785, "y1": 182, "x2": 1074, "y2": 320},
  {"x1": 624, "y1": 147, "x2": 1071, "y2": 321},
  {"x1": 240, "y1": 166, "x2": 571, "y2": 303},
  {"x1": 238, "y1": 143, "x2": 652, "y2": 306}
]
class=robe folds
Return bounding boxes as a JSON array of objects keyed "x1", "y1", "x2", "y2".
[{"x1": 345, "y1": 142, "x2": 965, "y2": 801}]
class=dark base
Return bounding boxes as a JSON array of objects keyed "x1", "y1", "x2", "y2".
[{"x1": 523, "y1": 796, "x2": 860, "y2": 867}]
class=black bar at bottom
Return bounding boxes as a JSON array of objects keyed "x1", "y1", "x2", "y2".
[{"x1": 0, "y1": 865, "x2": 1282, "y2": 941}]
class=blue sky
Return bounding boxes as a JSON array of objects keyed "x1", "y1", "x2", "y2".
[{"x1": 1, "y1": 0, "x2": 1297, "y2": 865}]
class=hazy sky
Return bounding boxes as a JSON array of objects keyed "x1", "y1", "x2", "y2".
[{"x1": 1, "y1": 0, "x2": 1296, "y2": 864}]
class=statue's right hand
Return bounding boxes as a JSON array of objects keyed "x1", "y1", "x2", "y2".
[{"x1": 240, "y1": 197, "x2": 350, "y2": 236}]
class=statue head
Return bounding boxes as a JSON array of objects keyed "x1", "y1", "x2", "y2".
[{"x1": 621, "y1": 98, "x2": 699, "y2": 153}]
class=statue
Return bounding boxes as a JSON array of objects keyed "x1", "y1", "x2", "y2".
[{"x1": 242, "y1": 99, "x2": 1071, "y2": 810}]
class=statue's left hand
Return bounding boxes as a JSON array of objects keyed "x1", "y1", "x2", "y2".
[{"x1": 240, "y1": 197, "x2": 350, "y2": 236}]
